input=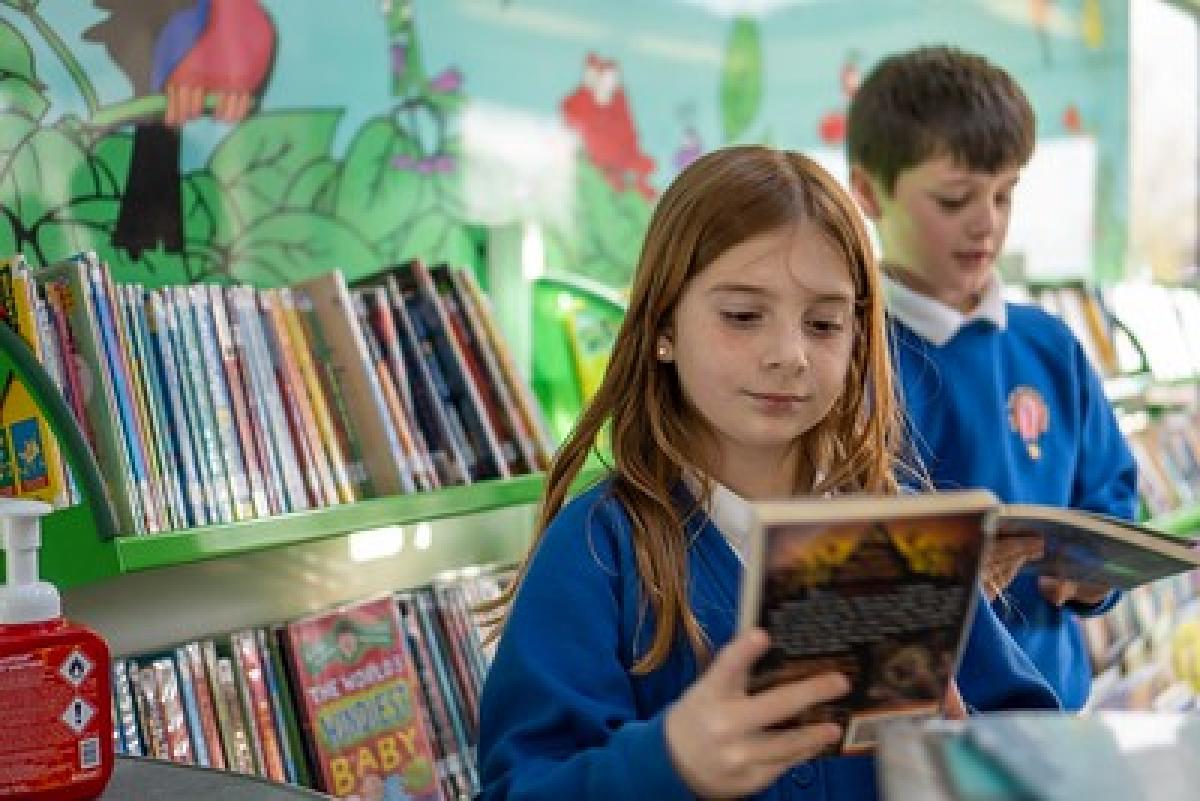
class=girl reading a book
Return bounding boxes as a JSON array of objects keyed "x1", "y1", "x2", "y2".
[{"x1": 476, "y1": 146, "x2": 1058, "y2": 801}]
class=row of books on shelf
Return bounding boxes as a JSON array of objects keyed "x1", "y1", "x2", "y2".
[
  {"x1": 1119, "y1": 408, "x2": 1200, "y2": 518},
  {"x1": 1082, "y1": 570, "x2": 1200, "y2": 713},
  {"x1": 110, "y1": 567, "x2": 510, "y2": 801},
  {"x1": 1017, "y1": 280, "x2": 1200, "y2": 389},
  {"x1": 0, "y1": 252, "x2": 551, "y2": 535}
]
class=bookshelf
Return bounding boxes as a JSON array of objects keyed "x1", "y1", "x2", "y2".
[{"x1": 0, "y1": 283, "x2": 603, "y2": 592}]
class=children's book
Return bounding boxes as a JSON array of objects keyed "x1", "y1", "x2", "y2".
[
  {"x1": 283, "y1": 595, "x2": 444, "y2": 801},
  {"x1": 738, "y1": 490, "x2": 997, "y2": 755},
  {"x1": 992, "y1": 504, "x2": 1200, "y2": 590}
]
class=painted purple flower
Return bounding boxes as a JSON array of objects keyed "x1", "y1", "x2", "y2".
[
  {"x1": 391, "y1": 154, "x2": 416, "y2": 169},
  {"x1": 429, "y1": 67, "x2": 463, "y2": 94},
  {"x1": 416, "y1": 158, "x2": 436, "y2": 174},
  {"x1": 433, "y1": 154, "x2": 456, "y2": 173}
]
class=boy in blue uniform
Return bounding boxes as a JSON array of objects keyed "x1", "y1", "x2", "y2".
[
  {"x1": 847, "y1": 46, "x2": 1139, "y2": 710},
  {"x1": 476, "y1": 146, "x2": 1059, "y2": 801}
]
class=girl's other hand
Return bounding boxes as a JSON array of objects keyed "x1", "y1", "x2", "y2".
[
  {"x1": 1038, "y1": 576, "x2": 1112, "y2": 607},
  {"x1": 664, "y1": 628, "x2": 849, "y2": 799},
  {"x1": 982, "y1": 535, "x2": 1044, "y2": 601}
]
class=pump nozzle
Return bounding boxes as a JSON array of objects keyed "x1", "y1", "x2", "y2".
[{"x1": 0, "y1": 499, "x2": 57, "y2": 624}]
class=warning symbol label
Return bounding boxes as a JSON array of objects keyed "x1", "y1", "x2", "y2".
[
  {"x1": 59, "y1": 649, "x2": 93, "y2": 687},
  {"x1": 61, "y1": 697, "x2": 95, "y2": 734}
]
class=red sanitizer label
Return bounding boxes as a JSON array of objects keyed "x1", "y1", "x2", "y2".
[{"x1": 0, "y1": 641, "x2": 107, "y2": 793}]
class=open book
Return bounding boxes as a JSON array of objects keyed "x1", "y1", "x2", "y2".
[
  {"x1": 737, "y1": 490, "x2": 1200, "y2": 754},
  {"x1": 738, "y1": 490, "x2": 996, "y2": 755},
  {"x1": 993, "y1": 504, "x2": 1200, "y2": 590}
]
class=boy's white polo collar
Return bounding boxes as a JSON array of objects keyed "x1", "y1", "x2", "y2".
[{"x1": 884, "y1": 274, "x2": 1007, "y2": 346}]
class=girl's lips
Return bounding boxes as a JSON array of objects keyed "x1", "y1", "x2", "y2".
[{"x1": 748, "y1": 392, "x2": 811, "y2": 403}]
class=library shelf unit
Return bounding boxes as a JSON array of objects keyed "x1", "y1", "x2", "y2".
[{"x1": 0, "y1": 319, "x2": 606, "y2": 653}]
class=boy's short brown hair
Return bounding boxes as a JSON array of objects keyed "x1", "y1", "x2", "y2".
[{"x1": 847, "y1": 46, "x2": 1035, "y2": 193}]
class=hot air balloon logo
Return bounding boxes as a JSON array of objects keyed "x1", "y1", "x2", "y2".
[{"x1": 1007, "y1": 386, "x2": 1049, "y2": 461}]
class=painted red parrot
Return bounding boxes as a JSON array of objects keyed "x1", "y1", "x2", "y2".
[{"x1": 85, "y1": 0, "x2": 277, "y2": 258}]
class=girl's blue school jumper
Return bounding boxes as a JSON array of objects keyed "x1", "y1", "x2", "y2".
[
  {"x1": 890, "y1": 299, "x2": 1139, "y2": 711},
  {"x1": 477, "y1": 480, "x2": 1060, "y2": 801}
]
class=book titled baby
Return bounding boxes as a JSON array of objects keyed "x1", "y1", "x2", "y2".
[{"x1": 284, "y1": 595, "x2": 443, "y2": 801}]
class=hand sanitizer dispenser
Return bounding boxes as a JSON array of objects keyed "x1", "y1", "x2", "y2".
[{"x1": 0, "y1": 499, "x2": 114, "y2": 799}]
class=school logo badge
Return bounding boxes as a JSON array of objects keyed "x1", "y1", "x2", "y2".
[{"x1": 1007, "y1": 386, "x2": 1049, "y2": 461}]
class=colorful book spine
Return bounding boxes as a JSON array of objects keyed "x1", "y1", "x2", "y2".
[
  {"x1": 262, "y1": 289, "x2": 339, "y2": 507},
  {"x1": 279, "y1": 287, "x2": 358, "y2": 504},
  {"x1": 147, "y1": 290, "x2": 207, "y2": 527},
  {"x1": 292, "y1": 289, "x2": 374, "y2": 500},
  {"x1": 165, "y1": 288, "x2": 223, "y2": 524},
  {"x1": 179, "y1": 642, "x2": 226, "y2": 771},
  {"x1": 295, "y1": 271, "x2": 413, "y2": 497},
  {"x1": 382, "y1": 275, "x2": 471, "y2": 487},
  {"x1": 229, "y1": 287, "x2": 309, "y2": 513},
  {"x1": 231, "y1": 630, "x2": 288, "y2": 782},
  {"x1": 455, "y1": 268, "x2": 553, "y2": 468},
  {"x1": 208, "y1": 285, "x2": 272, "y2": 519}
]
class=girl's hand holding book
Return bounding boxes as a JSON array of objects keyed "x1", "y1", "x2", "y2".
[
  {"x1": 982, "y1": 535, "x2": 1044, "y2": 601},
  {"x1": 1038, "y1": 576, "x2": 1111, "y2": 607},
  {"x1": 664, "y1": 628, "x2": 849, "y2": 799}
]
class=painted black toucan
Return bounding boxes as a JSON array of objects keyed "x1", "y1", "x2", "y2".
[{"x1": 85, "y1": 0, "x2": 276, "y2": 258}]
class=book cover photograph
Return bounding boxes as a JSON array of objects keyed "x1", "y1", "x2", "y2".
[
  {"x1": 285, "y1": 596, "x2": 444, "y2": 801},
  {"x1": 739, "y1": 492, "x2": 995, "y2": 755}
]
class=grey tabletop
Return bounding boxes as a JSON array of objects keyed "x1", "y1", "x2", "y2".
[{"x1": 103, "y1": 756, "x2": 332, "y2": 799}]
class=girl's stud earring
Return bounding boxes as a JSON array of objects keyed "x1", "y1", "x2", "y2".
[{"x1": 656, "y1": 343, "x2": 671, "y2": 360}]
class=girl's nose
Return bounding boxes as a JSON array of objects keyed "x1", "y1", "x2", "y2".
[{"x1": 763, "y1": 333, "x2": 810, "y2": 372}]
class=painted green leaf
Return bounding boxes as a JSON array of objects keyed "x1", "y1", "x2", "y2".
[
  {"x1": 285, "y1": 158, "x2": 339, "y2": 209},
  {"x1": 88, "y1": 131, "x2": 133, "y2": 196},
  {"x1": 0, "y1": 19, "x2": 36, "y2": 81},
  {"x1": 431, "y1": 222, "x2": 479, "y2": 270},
  {"x1": 181, "y1": 172, "x2": 237, "y2": 249},
  {"x1": 34, "y1": 197, "x2": 120, "y2": 263},
  {"x1": 0, "y1": 125, "x2": 94, "y2": 234},
  {"x1": 0, "y1": 215, "x2": 15, "y2": 256},
  {"x1": 335, "y1": 117, "x2": 426, "y2": 245},
  {"x1": 720, "y1": 17, "x2": 763, "y2": 143},
  {"x1": 432, "y1": 167, "x2": 464, "y2": 219},
  {"x1": 227, "y1": 211, "x2": 377, "y2": 286},
  {"x1": 0, "y1": 76, "x2": 48, "y2": 121},
  {"x1": 400, "y1": 214, "x2": 448, "y2": 263},
  {"x1": 209, "y1": 109, "x2": 344, "y2": 207},
  {"x1": 0, "y1": 21, "x2": 47, "y2": 120}
]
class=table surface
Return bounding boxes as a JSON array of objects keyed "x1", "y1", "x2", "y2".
[{"x1": 103, "y1": 756, "x2": 332, "y2": 800}]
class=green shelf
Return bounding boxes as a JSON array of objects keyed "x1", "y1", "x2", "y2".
[
  {"x1": 1149, "y1": 503, "x2": 1200, "y2": 538},
  {"x1": 19, "y1": 467, "x2": 608, "y2": 591}
]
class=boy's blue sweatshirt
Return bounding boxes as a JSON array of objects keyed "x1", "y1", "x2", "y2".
[
  {"x1": 891, "y1": 305, "x2": 1139, "y2": 710},
  {"x1": 477, "y1": 481, "x2": 1061, "y2": 801}
]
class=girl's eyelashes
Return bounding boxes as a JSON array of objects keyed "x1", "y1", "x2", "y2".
[
  {"x1": 719, "y1": 309, "x2": 763, "y2": 327},
  {"x1": 806, "y1": 318, "x2": 846, "y2": 337}
]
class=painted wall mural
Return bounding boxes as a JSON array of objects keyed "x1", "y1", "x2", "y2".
[{"x1": 1, "y1": 0, "x2": 1132, "y2": 292}]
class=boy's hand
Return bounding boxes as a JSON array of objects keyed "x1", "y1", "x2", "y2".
[
  {"x1": 665, "y1": 628, "x2": 848, "y2": 799},
  {"x1": 1038, "y1": 576, "x2": 1112, "y2": 607},
  {"x1": 982, "y1": 536, "x2": 1044, "y2": 601}
]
